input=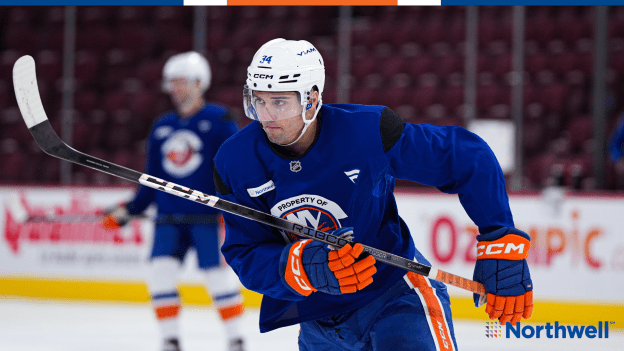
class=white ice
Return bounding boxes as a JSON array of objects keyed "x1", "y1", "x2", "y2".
[{"x1": 0, "y1": 298, "x2": 621, "y2": 351}]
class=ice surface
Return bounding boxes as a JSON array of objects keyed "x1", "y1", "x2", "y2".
[{"x1": 0, "y1": 298, "x2": 621, "y2": 351}]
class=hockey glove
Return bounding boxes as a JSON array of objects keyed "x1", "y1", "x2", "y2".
[
  {"x1": 279, "y1": 227, "x2": 377, "y2": 296},
  {"x1": 473, "y1": 227, "x2": 534, "y2": 324},
  {"x1": 101, "y1": 205, "x2": 130, "y2": 230}
]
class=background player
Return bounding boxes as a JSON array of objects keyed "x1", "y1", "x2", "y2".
[
  {"x1": 212, "y1": 39, "x2": 533, "y2": 350},
  {"x1": 102, "y1": 52, "x2": 245, "y2": 351},
  {"x1": 609, "y1": 112, "x2": 624, "y2": 164}
]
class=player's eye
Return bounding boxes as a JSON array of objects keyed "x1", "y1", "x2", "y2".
[
  {"x1": 253, "y1": 97, "x2": 265, "y2": 105},
  {"x1": 273, "y1": 100, "x2": 286, "y2": 107}
]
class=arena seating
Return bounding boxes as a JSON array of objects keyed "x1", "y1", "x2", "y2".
[{"x1": 0, "y1": 6, "x2": 622, "y2": 190}]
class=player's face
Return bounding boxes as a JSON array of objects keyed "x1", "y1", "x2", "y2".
[
  {"x1": 254, "y1": 91, "x2": 306, "y2": 145},
  {"x1": 168, "y1": 78, "x2": 200, "y2": 107}
]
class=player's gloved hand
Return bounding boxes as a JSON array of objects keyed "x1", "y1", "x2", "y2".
[
  {"x1": 101, "y1": 205, "x2": 130, "y2": 230},
  {"x1": 473, "y1": 227, "x2": 534, "y2": 325},
  {"x1": 279, "y1": 227, "x2": 376, "y2": 296}
]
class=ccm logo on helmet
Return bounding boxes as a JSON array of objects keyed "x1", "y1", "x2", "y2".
[{"x1": 253, "y1": 74, "x2": 273, "y2": 79}]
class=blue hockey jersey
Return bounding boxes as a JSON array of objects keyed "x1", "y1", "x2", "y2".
[
  {"x1": 213, "y1": 104, "x2": 514, "y2": 333},
  {"x1": 609, "y1": 114, "x2": 624, "y2": 163},
  {"x1": 126, "y1": 104, "x2": 237, "y2": 217}
]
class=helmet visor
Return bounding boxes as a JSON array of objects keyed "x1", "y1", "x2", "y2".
[{"x1": 243, "y1": 86, "x2": 303, "y2": 122}]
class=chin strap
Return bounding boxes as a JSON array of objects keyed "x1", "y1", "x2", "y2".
[{"x1": 278, "y1": 99, "x2": 322, "y2": 147}]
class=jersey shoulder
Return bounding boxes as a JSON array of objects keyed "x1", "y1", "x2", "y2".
[
  {"x1": 323, "y1": 103, "x2": 386, "y2": 118},
  {"x1": 321, "y1": 104, "x2": 386, "y2": 135},
  {"x1": 198, "y1": 104, "x2": 239, "y2": 142},
  {"x1": 322, "y1": 104, "x2": 404, "y2": 154},
  {"x1": 202, "y1": 102, "x2": 230, "y2": 120},
  {"x1": 147, "y1": 111, "x2": 178, "y2": 139},
  {"x1": 153, "y1": 111, "x2": 178, "y2": 127}
]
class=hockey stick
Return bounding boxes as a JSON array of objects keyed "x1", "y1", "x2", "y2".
[
  {"x1": 26, "y1": 214, "x2": 113, "y2": 223},
  {"x1": 13, "y1": 55, "x2": 486, "y2": 296},
  {"x1": 24, "y1": 213, "x2": 206, "y2": 224},
  {"x1": 25, "y1": 214, "x2": 150, "y2": 223},
  {"x1": 2, "y1": 186, "x2": 149, "y2": 224}
]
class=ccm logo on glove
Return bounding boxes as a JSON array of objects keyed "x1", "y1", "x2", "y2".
[
  {"x1": 473, "y1": 227, "x2": 534, "y2": 325},
  {"x1": 285, "y1": 239, "x2": 316, "y2": 295},
  {"x1": 476, "y1": 235, "x2": 530, "y2": 260}
]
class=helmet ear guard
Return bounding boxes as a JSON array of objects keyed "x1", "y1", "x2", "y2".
[{"x1": 304, "y1": 86, "x2": 320, "y2": 111}]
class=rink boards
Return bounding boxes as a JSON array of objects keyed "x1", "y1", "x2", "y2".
[{"x1": 0, "y1": 185, "x2": 622, "y2": 327}]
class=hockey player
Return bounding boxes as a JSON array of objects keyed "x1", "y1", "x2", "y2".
[
  {"x1": 102, "y1": 52, "x2": 245, "y2": 351},
  {"x1": 608, "y1": 113, "x2": 624, "y2": 188},
  {"x1": 212, "y1": 39, "x2": 534, "y2": 350},
  {"x1": 609, "y1": 113, "x2": 624, "y2": 165}
]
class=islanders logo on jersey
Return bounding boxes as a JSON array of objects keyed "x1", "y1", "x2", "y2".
[
  {"x1": 161, "y1": 129, "x2": 204, "y2": 178},
  {"x1": 270, "y1": 194, "x2": 348, "y2": 243}
]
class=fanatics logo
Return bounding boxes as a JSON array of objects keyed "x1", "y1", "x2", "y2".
[
  {"x1": 290, "y1": 160, "x2": 302, "y2": 173},
  {"x1": 344, "y1": 169, "x2": 360, "y2": 183}
]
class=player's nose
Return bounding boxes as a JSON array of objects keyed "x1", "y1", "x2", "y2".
[{"x1": 265, "y1": 111, "x2": 278, "y2": 121}]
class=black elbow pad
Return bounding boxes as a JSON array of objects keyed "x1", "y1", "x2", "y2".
[{"x1": 380, "y1": 107, "x2": 405, "y2": 153}]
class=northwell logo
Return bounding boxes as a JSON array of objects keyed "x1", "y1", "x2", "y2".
[
  {"x1": 487, "y1": 321, "x2": 614, "y2": 339},
  {"x1": 246, "y1": 180, "x2": 276, "y2": 198}
]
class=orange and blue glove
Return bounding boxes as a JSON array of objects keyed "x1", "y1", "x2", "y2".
[
  {"x1": 473, "y1": 227, "x2": 534, "y2": 325},
  {"x1": 279, "y1": 227, "x2": 377, "y2": 296},
  {"x1": 100, "y1": 205, "x2": 130, "y2": 230}
]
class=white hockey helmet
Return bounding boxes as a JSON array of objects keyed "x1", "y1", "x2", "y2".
[
  {"x1": 162, "y1": 51, "x2": 211, "y2": 93},
  {"x1": 244, "y1": 39, "x2": 325, "y2": 146}
]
